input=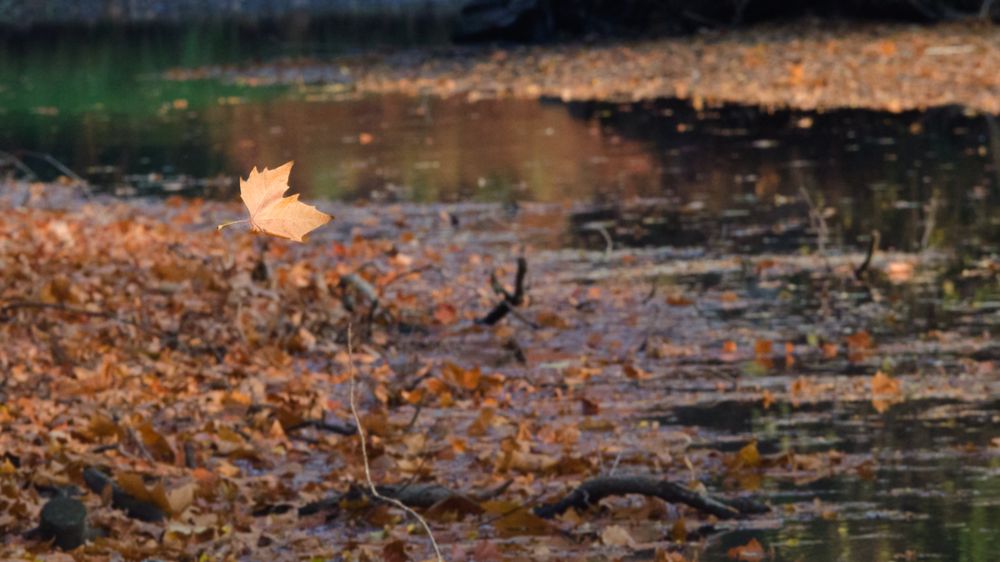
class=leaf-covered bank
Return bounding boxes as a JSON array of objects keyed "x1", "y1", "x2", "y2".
[{"x1": 169, "y1": 21, "x2": 1000, "y2": 114}]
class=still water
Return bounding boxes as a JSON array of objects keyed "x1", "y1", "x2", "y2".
[{"x1": 2, "y1": 27, "x2": 999, "y2": 562}]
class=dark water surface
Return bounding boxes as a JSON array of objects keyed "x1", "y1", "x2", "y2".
[{"x1": 3, "y1": 29, "x2": 1000, "y2": 562}]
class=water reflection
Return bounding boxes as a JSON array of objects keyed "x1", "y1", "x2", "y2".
[
  {"x1": 3, "y1": 57, "x2": 998, "y2": 256},
  {"x1": 677, "y1": 399, "x2": 1000, "y2": 562}
]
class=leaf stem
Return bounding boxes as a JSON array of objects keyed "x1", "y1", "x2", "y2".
[{"x1": 216, "y1": 219, "x2": 249, "y2": 231}]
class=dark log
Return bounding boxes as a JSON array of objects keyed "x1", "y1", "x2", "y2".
[
  {"x1": 39, "y1": 496, "x2": 88, "y2": 550},
  {"x1": 286, "y1": 417, "x2": 358, "y2": 436},
  {"x1": 533, "y1": 475, "x2": 769, "y2": 520}
]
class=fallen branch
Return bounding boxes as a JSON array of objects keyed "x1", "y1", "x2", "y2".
[
  {"x1": 299, "y1": 479, "x2": 513, "y2": 516},
  {"x1": 286, "y1": 417, "x2": 358, "y2": 436},
  {"x1": 478, "y1": 256, "x2": 535, "y2": 326},
  {"x1": 533, "y1": 476, "x2": 769, "y2": 520}
]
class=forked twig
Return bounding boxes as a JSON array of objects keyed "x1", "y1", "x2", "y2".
[{"x1": 347, "y1": 324, "x2": 443, "y2": 561}]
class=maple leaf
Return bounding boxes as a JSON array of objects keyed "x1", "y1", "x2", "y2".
[{"x1": 218, "y1": 161, "x2": 331, "y2": 242}]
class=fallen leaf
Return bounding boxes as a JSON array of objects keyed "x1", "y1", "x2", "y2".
[
  {"x1": 382, "y1": 539, "x2": 409, "y2": 562},
  {"x1": 481, "y1": 501, "x2": 555, "y2": 537},
  {"x1": 601, "y1": 524, "x2": 636, "y2": 547},
  {"x1": 727, "y1": 537, "x2": 766, "y2": 560}
]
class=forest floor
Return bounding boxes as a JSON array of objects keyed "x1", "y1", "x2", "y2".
[
  {"x1": 167, "y1": 20, "x2": 1000, "y2": 113},
  {"x1": 2, "y1": 180, "x2": 999, "y2": 560}
]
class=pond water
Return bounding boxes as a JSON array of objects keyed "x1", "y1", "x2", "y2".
[{"x1": 3, "y1": 28, "x2": 1000, "y2": 562}]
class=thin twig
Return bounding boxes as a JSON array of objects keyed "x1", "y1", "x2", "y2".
[
  {"x1": 347, "y1": 324, "x2": 444, "y2": 562},
  {"x1": 854, "y1": 230, "x2": 880, "y2": 280},
  {"x1": 921, "y1": 192, "x2": 940, "y2": 251}
]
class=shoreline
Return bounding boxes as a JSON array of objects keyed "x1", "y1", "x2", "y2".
[{"x1": 169, "y1": 20, "x2": 1000, "y2": 114}]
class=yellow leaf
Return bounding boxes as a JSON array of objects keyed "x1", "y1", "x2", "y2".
[
  {"x1": 735, "y1": 441, "x2": 761, "y2": 469},
  {"x1": 221, "y1": 161, "x2": 332, "y2": 242}
]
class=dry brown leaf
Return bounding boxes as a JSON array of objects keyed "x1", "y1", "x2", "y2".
[
  {"x1": 601, "y1": 524, "x2": 637, "y2": 548},
  {"x1": 166, "y1": 482, "x2": 198, "y2": 515},
  {"x1": 220, "y1": 161, "x2": 331, "y2": 242}
]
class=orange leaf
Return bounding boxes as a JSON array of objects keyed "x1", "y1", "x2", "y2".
[
  {"x1": 443, "y1": 362, "x2": 481, "y2": 391},
  {"x1": 623, "y1": 363, "x2": 651, "y2": 380},
  {"x1": 727, "y1": 537, "x2": 766, "y2": 560},
  {"x1": 871, "y1": 370, "x2": 901, "y2": 395},
  {"x1": 220, "y1": 161, "x2": 332, "y2": 242},
  {"x1": 433, "y1": 302, "x2": 457, "y2": 324}
]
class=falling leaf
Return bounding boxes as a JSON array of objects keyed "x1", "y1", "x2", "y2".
[{"x1": 220, "y1": 161, "x2": 331, "y2": 242}]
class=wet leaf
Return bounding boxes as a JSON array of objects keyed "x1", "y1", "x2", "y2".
[{"x1": 727, "y1": 537, "x2": 766, "y2": 560}]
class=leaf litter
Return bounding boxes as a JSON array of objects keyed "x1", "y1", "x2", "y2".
[{"x1": 0, "y1": 176, "x2": 999, "y2": 560}]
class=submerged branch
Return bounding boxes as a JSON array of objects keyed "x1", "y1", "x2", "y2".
[{"x1": 533, "y1": 476, "x2": 769, "y2": 520}]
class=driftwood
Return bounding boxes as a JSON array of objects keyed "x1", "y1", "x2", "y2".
[{"x1": 533, "y1": 476, "x2": 769, "y2": 520}]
